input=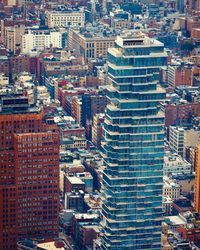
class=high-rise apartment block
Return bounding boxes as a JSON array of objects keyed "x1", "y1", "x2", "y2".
[
  {"x1": 0, "y1": 93, "x2": 60, "y2": 250},
  {"x1": 100, "y1": 31, "x2": 167, "y2": 249}
]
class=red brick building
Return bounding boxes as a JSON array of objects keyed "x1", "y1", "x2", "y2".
[
  {"x1": 163, "y1": 102, "x2": 200, "y2": 127},
  {"x1": 65, "y1": 176, "x2": 85, "y2": 193},
  {"x1": 0, "y1": 94, "x2": 60, "y2": 250},
  {"x1": 0, "y1": 55, "x2": 9, "y2": 76},
  {"x1": 178, "y1": 224, "x2": 200, "y2": 243}
]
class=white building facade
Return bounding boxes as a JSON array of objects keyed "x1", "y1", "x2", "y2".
[
  {"x1": 46, "y1": 10, "x2": 85, "y2": 28},
  {"x1": 22, "y1": 28, "x2": 62, "y2": 54}
]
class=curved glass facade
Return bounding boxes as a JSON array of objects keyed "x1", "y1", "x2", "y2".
[{"x1": 100, "y1": 32, "x2": 167, "y2": 250}]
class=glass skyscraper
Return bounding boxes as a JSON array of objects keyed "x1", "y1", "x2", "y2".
[{"x1": 100, "y1": 31, "x2": 167, "y2": 249}]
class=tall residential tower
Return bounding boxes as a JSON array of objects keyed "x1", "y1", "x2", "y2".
[{"x1": 101, "y1": 31, "x2": 167, "y2": 249}]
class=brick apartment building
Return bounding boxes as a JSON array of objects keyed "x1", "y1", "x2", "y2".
[
  {"x1": 0, "y1": 93, "x2": 60, "y2": 250},
  {"x1": 163, "y1": 102, "x2": 200, "y2": 127}
]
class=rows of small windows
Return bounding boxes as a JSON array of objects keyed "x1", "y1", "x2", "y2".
[{"x1": 17, "y1": 152, "x2": 59, "y2": 158}]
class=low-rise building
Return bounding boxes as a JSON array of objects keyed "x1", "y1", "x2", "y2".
[
  {"x1": 76, "y1": 172, "x2": 93, "y2": 193},
  {"x1": 163, "y1": 177, "x2": 181, "y2": 200},
  {"x1": 164, "y1": 153, "x2": 192, "y2": 176},
  {"x1": 0, "y1": 73, "x2": 9, "y2": 87}
]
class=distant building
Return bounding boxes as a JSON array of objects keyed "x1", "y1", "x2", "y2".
[
  {"x1": 164, "y1": 214, "x2": 187, "y2": 231},
  {"x1": 92, "y1": 113, "x2": 105, "y2": 148},
  {"x1": 4, "y1": 24, "x2": 25, "y2": 53},
  {"x1": 169, "y1": 126, "x2": 184, "y2": 156},
  {"x1": 169, "y1": 126, "x2": 200, "y2": 157},
  {"x1": 68, "y1": 28, "x2": 116, "y2": 60},
  {"x1": 71, "y1": 213, "x2": 99, "y2": 248},
  {"x1": 164, "y1": 153, "x2": 192, "y2": 176},
  {"x1": 76, "y1": 172, "x2": 93, "y2": 193},
  {"x1": 46, "y1": 10, "x2": 85, "y2": 28},
  {"x1": 163, "y1": 196, "x2": 173, "y2": 216},
  {"x1": 65, "y1": 176, "x2": 85, "y2": 193},
  {"x1": 65, "y1": 191, "x2": 85, "y2": 212},
  {"x1": 17, "y1": 239, "x2": 66, "y2": 250},
  {"x1": 178, "y1": 222, "x2": 200, "y2": 243},
  {"x1": 163, "y1": 177, "x2": 181, "y2": 200},
  {"x1": 0, "y1": 55, "x2": 9, "y2": 76},
  {"x1": 22, "y1": 28, "x2": 62, "y2": 54},
  {"x1": 163, "y1": 102, "x2": 200, "y2": 127},
  {"x1": 176, "y1": 0, "x2": 185, "y2": 13},
  {"x1": 194, "y1": 145, "x2": 200, "y2": 214},
  {"x1": 172, "y1": 197, "x2": 191, "y2": 215},
  {"x1": 168, "y1": 62, "x2": 193, "y2": 88},
  {"x1": 0, "y1": 73, "x2": 9, "y2": 87},
  {"x1": 110, "y1": 9, "x2": 131, "y2": 30}
]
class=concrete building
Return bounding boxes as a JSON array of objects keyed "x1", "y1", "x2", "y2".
[
  {"x1": 4, "y1": 24, "x2": 25, "y2": 53},
  {"x1": 65, "y1": 176, "x2": 85, "y2": 193},
  {"x1": 46, "y1": 10, "x2": 85, "y2": 28},
  {"x1": 163, "y1": 177, "x2": 181, "y2": 200},
  {"x1": 169, "y1": 126, "x2": 184, "y2": 156},
  {"x1": 169, "y1": 126, "x2": 200, "y2": 157},
  {"x1": 22, "y1": 28, "x2": 62, "y2": 54},
  {"x1": 110, "y1": 8, "x2": 131, "y2": 30},
  {"x1": 164, "y1": 153, "x2": 192, "y2": 176},
  {"x1": 68, "y1": 27, "x2": 116, "y2": 60},
  {"x1": 163, "y1": 196, "x2": 173, "y2": 216},
  {"x1": 76, "y1": 172, "x2": 93, "y2": 193},
  {"x1": 164, "y1": 214, "x2": 187, "y2": 231},
  {"x1": 100, "y1": 31, "x2": 167, "y2": 249},
  {"x1": 0, "y1": 73, "x2": 9, "y2": 87},
  {"x1": 92, "y1": 113, "x2": 105, "y2": 148},
  {"x1": 184, "y1": 128, "x2": 200, "y2": 153}
]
